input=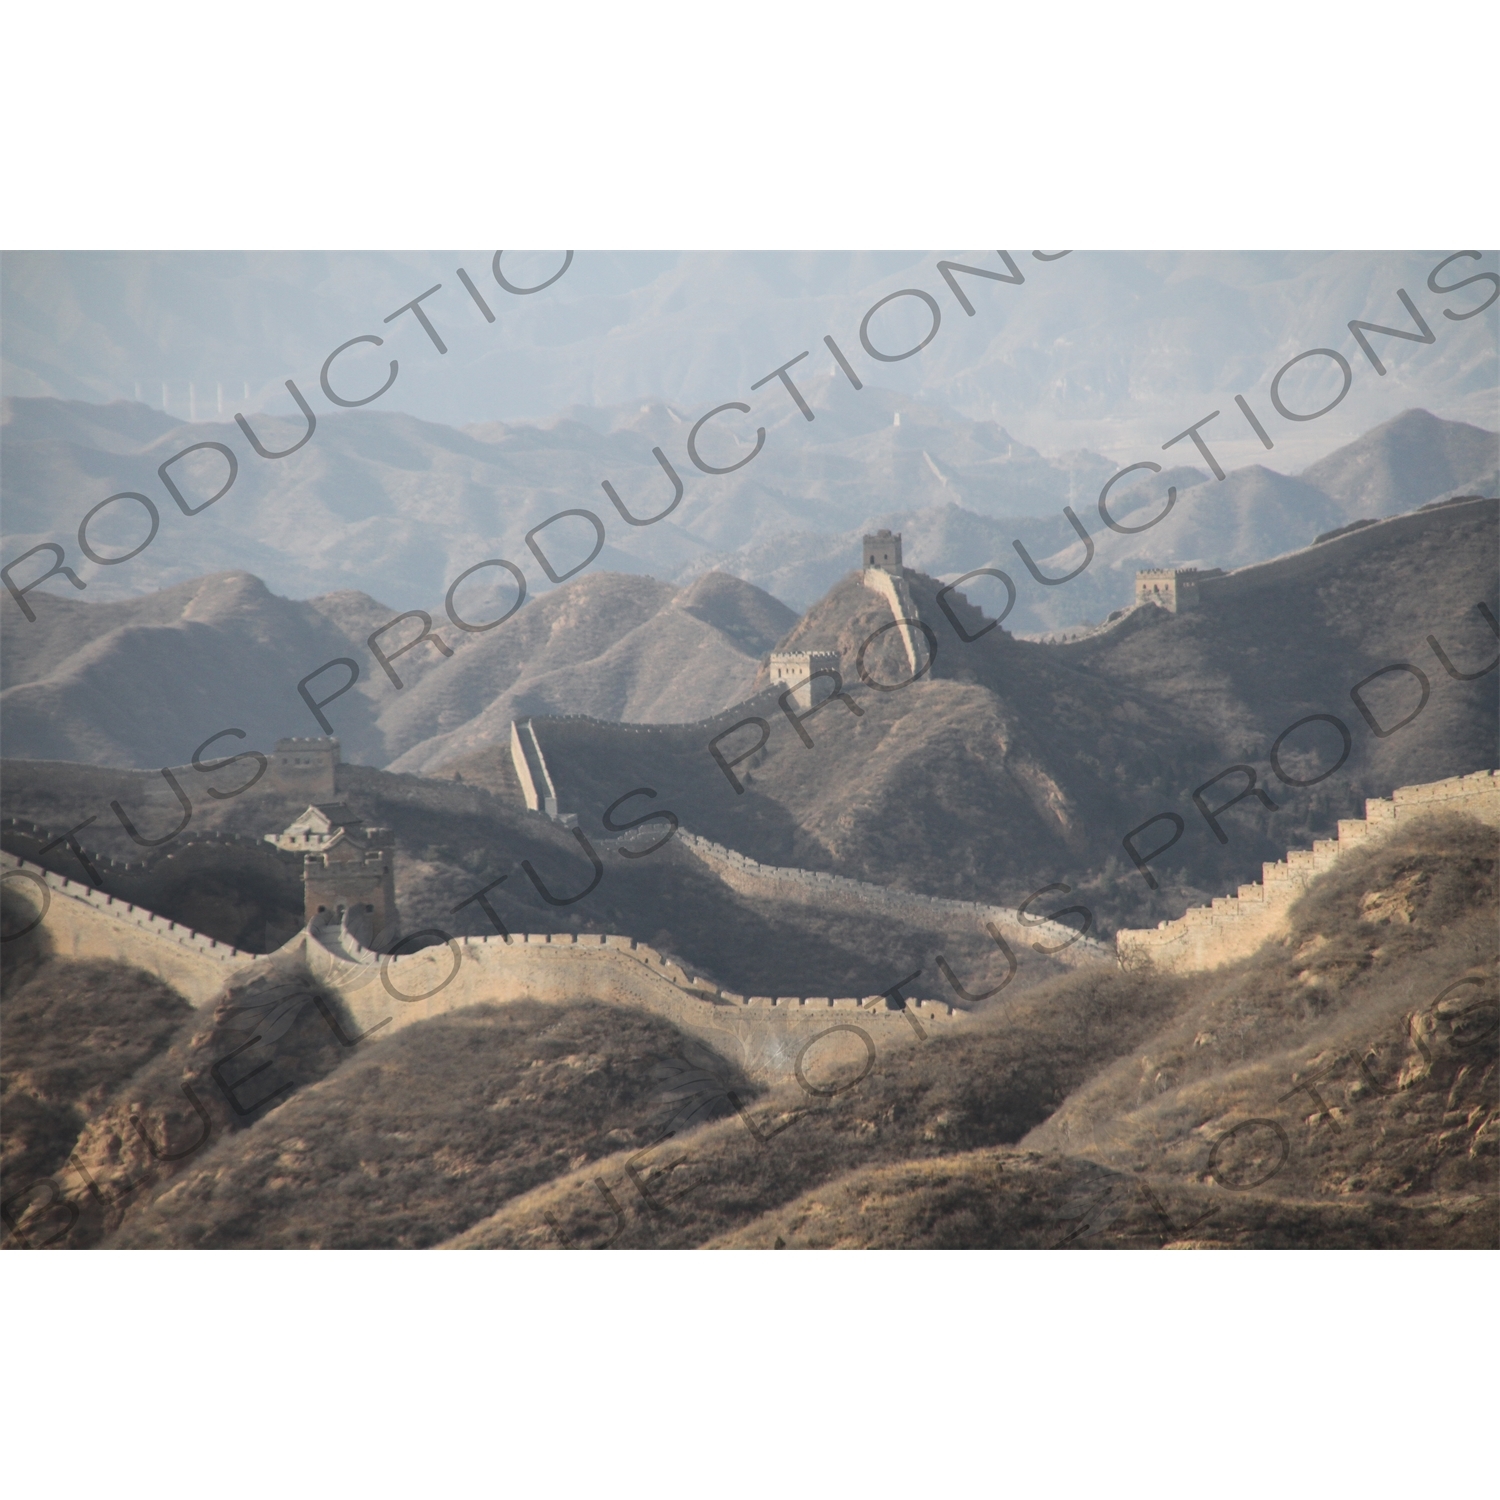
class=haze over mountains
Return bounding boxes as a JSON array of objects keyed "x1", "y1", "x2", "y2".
[
  {"x1": 5, "y1": 250, "x2": 1496, "y2": 459},
  {"x1": 8, "y1": 495, "x2": 1490, "y2": 947},
  {"x1": 4, "y1": 388, "x2": 1494, "y2": 639},
  {"x1": 3, "y1": 251, "x2": 1496, "y2": 1258},
  {"x1": 501, "y1": 500, "x2": 1497, "y2": 932}
]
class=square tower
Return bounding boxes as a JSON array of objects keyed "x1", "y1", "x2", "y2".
[
  {"x1": 1135, "y1": 568, "x2": 1201, "y2": 613},
  {"x1": 267, "y1": 803, "x2": 397, "y2": 943},
  {"x1": 268, "y1": 737, "x2": 340, "y2": 798},
  {"x1": 861, "y1": 529, "x2": 903, "y2": 573},
  {"x1": 769, "y1": 650, "x2": 841, "y2": 710}
]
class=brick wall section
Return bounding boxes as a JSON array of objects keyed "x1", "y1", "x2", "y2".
[
  {"x1": 307, "y1": 919, "x2": 961, "y2": 1082},
  {"x1": 665, "y1": 831, "x2": 1112, "y2": 970},
  {"x1": 860, "y1": 567, "x2": 926, "y2": 677},
  {"x1": 1115, "y1": 769, "x2": 1500, "y2": 975},
  {"x1": 1, "y1": 850, "x2": 260, "y2": 1005}
]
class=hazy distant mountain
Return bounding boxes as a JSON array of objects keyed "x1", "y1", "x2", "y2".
[
  {"x1": 1016, "y1": 409, "x2": 1498, "y2": 632},
  {"x1": 7, "y1": 384, "x2": 1491, "y2": 641},
  {"x1": 0, "y1": 565, "x2": 793, "y2": 771},
  {"x1": 1299, "y1": 406, "x2": 1499, "y2": 511},
  {"x1": 5, "y1": 251, "x2": 1495, "y2": 461},
  {"x1": 673, "y1": 411, "x2": 1497, "y2": 629},
  {"x1": 0, "y1": 387, "x2": 1121, "y2": 619},
  {"x1": 383, "y1": 569, "x2": 795, "y2": 771}
]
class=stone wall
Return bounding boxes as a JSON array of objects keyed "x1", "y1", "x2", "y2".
[
  {"x1": 860, "y1": 568, "x2": 926, "y2": 677},
  {"x1": 1116, "y1": 769, "x2": 1500, "y2": 975},
  {"x1": 1, "y1": 851, "x2": 260, "y2": 1005},
  {"x1": 509, "y1": 718, "x2": 557, "y2": 817},
  {"x1": 2, "y1": 850, "x2": 966, "y2": 1082},
  {"x1": 307, "y1": 921, "x2": 960, "y2": 1082},
  {"x1": 667, "y1": 830, "x2": 1112, "y2": 969},
  {"x1": 0, "y1": 818, "x2": 304, "y2": 951}
]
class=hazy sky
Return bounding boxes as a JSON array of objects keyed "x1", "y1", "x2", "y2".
[{"x1": 5, "y1": 250, "x2": 1496, "y2": 469}]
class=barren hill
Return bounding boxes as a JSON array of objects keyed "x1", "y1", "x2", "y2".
[
  {"x1": 518, "y1": 498, "x2": 1499, "y2": 932},
  {"x1": 0, "y1": 566, "x2": 793, "y2": 771}
]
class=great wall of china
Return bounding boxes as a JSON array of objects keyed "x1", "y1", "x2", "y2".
[
  {"x1": 0, "y1": 848, "x2": 961, "y2": 1081},
  {"x1": 7, "y1": 769, "x2": 1497, "y2": 1048},
  {"x1": 1115, "y1": 768, "x2": 1500, "y2": 973},
  {"x1": 669, "y1": 829, "x2": 1110, "y2": 967},
  {"x1": 0, "y1": 852, "x2": 255, "y2": 1004}
]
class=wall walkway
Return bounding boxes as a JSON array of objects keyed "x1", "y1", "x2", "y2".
[{"x1": 860, "y1": 567, "x2": 926, "y2": 676}]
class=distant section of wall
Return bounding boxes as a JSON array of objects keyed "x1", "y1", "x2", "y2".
[
  {"x1": 1, "y1": 851, "x2": 259, "y2": 1005},
  {"x1": 668, "y1": 830, "x2": 1111, "y2": 969},
  {"x1": 510, "y1": 717, "x2": 577, "y2": 823},
  {"x1": 1116, "y1": 769, "x2": 1500, "y2": 975},
  {"x1": 860, "y1": 568, "x2": 925, "y2": 676}
]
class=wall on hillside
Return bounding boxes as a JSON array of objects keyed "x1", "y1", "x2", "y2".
[
  {"x1": 2, "y1": 846, "x2": 963, "y2": 1081},
  {"x1": 860, "y1": 568, "x2": 925, "y2": 676},
  {"x1": 1, "y1": 852, "x2": 259, "y2": 1005},
  {"x1": 1116, "y1": 769, "x2": 1500, "y2": 975},
  {"x1": 308, "y1": 921, "x2": 961, "y2": 1082},
  {"x1": 0, "y1": 819, "x2": 304, "y2": 952},
  {"x1": 668, "y1": 830, "x2": 1111, "y2": 970}
]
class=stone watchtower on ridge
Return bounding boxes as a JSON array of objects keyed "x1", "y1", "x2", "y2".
[
  {"x1": 862, "y1": 529, "x2": 903, "y2": 573},
  {"x1": 265, "y1": 802, "x2": 397, "y2": 943},
  {"x1": 267, "y1": 736, "x2": 340, "y2": 799},
  {"x1": 1134, "y1": 566, "x2": 1223, "y2": 613},
  {"x1": 768, "y1": 650, "x2": 841, "y2": 710}
]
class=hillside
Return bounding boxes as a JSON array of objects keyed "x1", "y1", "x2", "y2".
[
  {"x1": 4, "y1": 791, "x2": 1493, "y2": 1252},
  {"x1": 107, "y1": 999, "x2": 753, "y2": 1250},
  {"x1": 714, "y1": 812, "x2": 1499, "y2": 1248},
  {"x1": 0, "y1": 756, "x2": 1062, "y2": 1003},
  {"x1": 0, "y1": 566, "x2": 793, "y2": 770},
  {"x1": 516, "y1": 497, "x2": 1499, "y2": 931},
  {"x1": 0, "y1": 918, "x2": 195, "y2": 1188}
]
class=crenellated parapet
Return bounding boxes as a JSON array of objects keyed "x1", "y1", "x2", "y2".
[
  {"x1": 1115, "y1": 769, "x2": 1500, "y2": 974},
  {"x1": 0, "y1": 850, "x2": 262, "y2": 1004}
]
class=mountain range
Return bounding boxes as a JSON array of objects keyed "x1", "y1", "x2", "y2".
[
  {"x1": 6, "y1": 251, "x2": 1496, "y2": 461},
  {"x1": 0, "y1": 565, "x2": 793, "y2": 770},
  {"x1": 3, "y1": 391, "x2": 1494, "y2": 642}
]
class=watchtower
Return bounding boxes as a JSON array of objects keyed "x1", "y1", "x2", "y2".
[
  {"x1": 1134, "y1": 567, "x2": 1221, "y2": 613},
  {"x1": 267, "y1": 737, "x2": 340, "y2": 798},
  {"x1": 266, "y1": 802, "x2": 397, "y2": 942},
  {"x1": 862, "y1": 529, "x2": 903, "y2": 573},
  {"x1": 768, "y1": 650, "x2": 841, "y2": 710}
]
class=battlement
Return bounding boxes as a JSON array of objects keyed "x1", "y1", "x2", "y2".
[
  {"x1": 1116, "y1": 769, "x2": 1500, "y2": 974},
  {"x1": 668, "y1": 830, "x2": 1112, "y2": 970},
  {"x1": 0, "y1": 851, "x2": 259, "y2": 1005},
  {"x1": 304, "y1": 918, "x2": 965, "y2": 1082}
]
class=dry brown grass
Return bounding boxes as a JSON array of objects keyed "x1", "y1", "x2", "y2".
[
  {"x1": 1, "y1": 912, "x2": 194, "y2": 1188},
  {"x1": 109, "y1": 999, "x2": 753, "y2": 1249}
]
